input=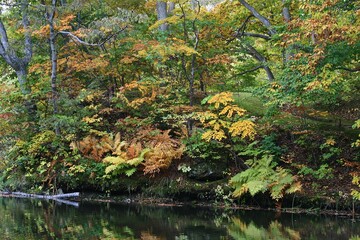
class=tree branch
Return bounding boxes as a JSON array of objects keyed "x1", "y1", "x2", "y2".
[
  {"x1": 335, "y1": 66, "x2": 360, "y2": 72},
  {"x1": 227, "y1": 15, "x2": 253, "y2": 44},
  {"x1": 236, "y1": 65, "x2": 263, "y2": 76},
  {"x1": 0, "y1": 20, "x2": 9, "y2": 51},
  {"x1": 238, "y1": 0, "x2": 276, "y2": 35},
  {"x1": 58, "y1": 26, "x2": 127, "y2": 47},
  {"x1": 240, "y1": 32, "x2": 271, "y2": 40},
  {"x1": 240, "y1": 43, "x2": 275, "y2": 81},
  {"x1": 282, "y1": 0, "x2": 291, "y2": 22}
]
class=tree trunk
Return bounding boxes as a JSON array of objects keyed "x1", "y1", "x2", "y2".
[
  {"x1": 168, "y1": 2, "x2": 175, "y2": 15},
  {"x1": 15, "y1": 68, "x2": 31, "y2": 95},
  {"x1": 0, "y1": 0, "x2": 34, "y2": 117},
  {"x1": 244, "y1": 44, "x2": 275, "y2": 81},
  {"x1": 282, "y1": 0, "x2": 293, "y2": 63},
  {"x1": 48, "y1": 0, "x2": 60, "y2": 135},
  {"x1": 282, "y1": 7, "x2": 291, "y2": 22},
  {"x1": 156, "y1": 1, "x2": 168, "y2": 31},
  {"x1": 238, "y1": 0, "x2": 276, "y2": 36},
  {"x1": 16, "y1": 68, "x2": 37, "y2": 119}
]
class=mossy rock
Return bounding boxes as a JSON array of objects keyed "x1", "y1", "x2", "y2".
[{"x1": 187, "y1": 162, "x2": 226, "y2": 181}]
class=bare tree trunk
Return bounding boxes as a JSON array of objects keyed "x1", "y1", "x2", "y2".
[
  {"x1": 282, "y1": 0, "x2": 293, "y2": 63},
  {"x1": 156, "y1": 1, "x2": 168, "y2": 31},
  {"x1": 168, "y1": 1, "x2": 175, "y2": 14},
  {"x1": 238, "y1": 0, "x2": 276, "y2": 35},
  {"x1": 48, "y1": 0, "x2": 60, "y2": 135},
  {"x1": 282, "y1": 1, "x2": 291, "y2": 22},
  {"x1": 0, "y1": 0, "x2": 35, "y2": 116},
  {"x1": 243, "y1": 44, "x2": 274, "y2": 81},
  {"x1": 15, "y1": 68, "x2": 31, "y2": 95}
]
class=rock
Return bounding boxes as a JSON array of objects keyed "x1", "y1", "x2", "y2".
[{"x1": 187, "y1": 162, "x2": 226, "y2": 181}]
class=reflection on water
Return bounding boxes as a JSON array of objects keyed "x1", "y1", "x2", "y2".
[{"x1": 0, "y1": 197, "x2": 359, "y2": 239}]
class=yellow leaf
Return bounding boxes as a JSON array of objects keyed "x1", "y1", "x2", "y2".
[
  {"x1": 229, "y1": 120, "x2": 256, "y2": 140},
  {"x1": 201, "y1": 129, "x2": 226, "y2": 141},
  {"x1": 103, "y1": 156, "x2": 126, "y2": 165},
  {"x1": 105, "y1": 165, "x2": 117, "y2": 174},
  {"x1": 208, "y1": 92, "x2": 234, "y2": 108}
]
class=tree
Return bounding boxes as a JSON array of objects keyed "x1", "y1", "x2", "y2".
[
  {"x1": 156, "y1": 1, "x2": 168, "y2": 31},
  {"x1": 47, "y1": 0, "x2": 60, "y2": 135},
  {"x1": 0, "y1": 0, "x2": 32, "y2": 95},
  {"x1": 0, "y1": 0, "x2": 36, "y2": 118}
]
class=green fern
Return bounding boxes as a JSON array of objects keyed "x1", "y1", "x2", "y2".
[
  {"x1": 104, "y1": 148, "x2": 150, "y2": 176},
  {"x1": 230, "y1": 155, "x2": 301, "y2": 201}
]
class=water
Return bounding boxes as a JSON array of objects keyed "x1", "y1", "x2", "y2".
[{"x1": 0, "y1": 197, "x2": 359, "y2": 239}]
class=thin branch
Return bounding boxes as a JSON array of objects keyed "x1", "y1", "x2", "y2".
[
  {"x1": 227, "y1": 15, "x2": 253, "y2": 44},
  {"x1": 48, "y1": 0, "x2": 57, "y2": 22},
  {"x1": 235, "y1": 65, "x2": 263, "y2": 76},
  {"x1": 241, "y1": 32, "x2": 271, "y2": 40},
  {"x1": 335, "y1": 66, "x2": 360, "y2": 72},
  {"x1": 179, "y1": 3, "x2": 188, "y2": 43},
  {"x1": 58, "y1": 26, "x2": 127, "y2": 48},
  {"x1": 181, "y1": 54, "x2": 191, "y2": 82}
]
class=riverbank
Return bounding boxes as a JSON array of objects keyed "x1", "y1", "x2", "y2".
[
  {"x1": 1, "y1": 186, "x2": 359, "y2": 219},
  {"x1": 83, "y1": 197, "x2": 359, "y2": 218},
  {"x1": 1, "y1": 162, "x2": 359, "y2": 218}
]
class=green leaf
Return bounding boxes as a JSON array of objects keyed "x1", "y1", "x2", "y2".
[
  {"x1": 201, "y1": 95, "x2": 212, "y2": 105},
  {"x1": 246, "y1": 180, "x2": 267, "y2": 196},
  {"x1": 125, "y1": 168, "x2": 136, "y2": 177}
]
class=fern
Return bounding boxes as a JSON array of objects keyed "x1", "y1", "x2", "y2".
[
  {"x1": 104, "y1": 148, "x2": 150, "y2": 176},
  {"x1": 141, "y1": 130, "x2": 184, "y2": 175},
  {"x1": 230, "y1": 155, "x2": 301, "y2": 201}
]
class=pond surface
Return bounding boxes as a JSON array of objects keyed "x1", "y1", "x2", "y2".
[{"x1": 0, "y1": 197, "x2": 359, "y2": 240}]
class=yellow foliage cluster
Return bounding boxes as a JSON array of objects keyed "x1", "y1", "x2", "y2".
[
  {"x1": 136, "y1": 38, "x2": 200, "y2": 62},
  {"x1": 219, "y1": 105, "x2": 246, "y2": 118},
  {"x1": 198, "y1": 92, "x2": 256, "y2": 142},
  {"x1": 59, "y1": 14, "x2": 76, "y2": 31},
  {"x1": 207, "y1": 92, "x2": 234, "y2": 109},
  {"x1": 82, "y1": 114, "x2": 103, "y2": 124},
  {"x1": 117, "y1": 81, "x2": 158, "y2": 109},
  {"x1": 202, "y1": 129, "x2": 226, "y2": 141},
  {"x1": 32, "y1": 14, "x2": 76, "y2": 38},
  {"x1": 229, "y1": 120, "x2": 256, "y2": 140}
]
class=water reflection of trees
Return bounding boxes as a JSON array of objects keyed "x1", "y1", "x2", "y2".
[
  {"x1": 228, "y1": 217, "x2": 301, "y2": 240},
  {"x1": 0, "y1": 199, "x2": 232, "y2": 239},
  {"x1": 226, "y1": 211, "x2": 360, "y2": 240},
  {"x1": 0, "y1": 198, "x2": 136, "y2": 239},
  {"x1": 0, "y1": 198, "x2": 359, "y2": 240}
]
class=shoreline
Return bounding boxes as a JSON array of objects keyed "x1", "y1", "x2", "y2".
[{"x1": 1, "y1": 191, "x2": 358, "y2": 218}]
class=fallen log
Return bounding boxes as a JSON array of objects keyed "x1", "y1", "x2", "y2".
[
  {"x1": 0, "y1": 191, "x2": 80, "y2": 207},
  {"x1": 10, "y1": 191, "x2": 80, "y2": 199},
  {"x1": 51, "y1": 198, "x2": 80, "y2": 207}
]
